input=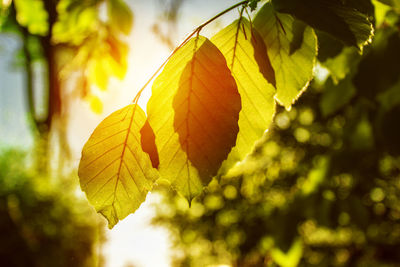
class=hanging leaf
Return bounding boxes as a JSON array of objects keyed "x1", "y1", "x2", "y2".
[
  {"x1": 147, "y1": 36, "x2": 241, "y2": 203},
  {"x1": 108, "y1": 0, "x2": 133, "y2": 35},
  {"x1": 88, "y1": 57, "x2": 108, "y2": 90},
  {"x1": 88, "y1": 94, "x2": 103, "y2": 114},
  {"x1": 78, "y1": 104, "x2": 158, "y2": 228},
  {"x1": 254, "y1": 2, "x2": 317, "y2": 110},
  {"x1": 271, "y1": 0, "x2": 374, "y2": 50},
  {"x1": 211, "y1": 18, "x2": 276, "y2": 168},
  {"x1": 105, "y1": 34, "x2": 129, "y2": 79}
]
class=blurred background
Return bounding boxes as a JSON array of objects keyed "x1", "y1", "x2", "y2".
[{"x1": 1, "y1": 0, "x2": 400, "y2": 266}]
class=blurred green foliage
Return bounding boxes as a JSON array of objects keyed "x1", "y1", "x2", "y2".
[
  {"x1": 152, "y1": 2, "x2": 400, "y2": 266},
  {"x1": 1, "y1": 0, "x2": 132, "y2": 121},
  {"x1": 0, "y1": 150, "x2": 105, "y2": 267}
]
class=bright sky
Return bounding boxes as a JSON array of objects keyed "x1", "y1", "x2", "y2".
[{"x1": 0, "y1": 1, "x2": 239, "y2": 266}]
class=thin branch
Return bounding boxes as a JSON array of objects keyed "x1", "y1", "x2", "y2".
[
  {"x1": 21, "y1": 29, "x2": 36, "y2": 125},
  {"x1": 231, "y1": 6, "x2": 246, "y2": 69},
  {"x1": 133, "y1": 0, "x2": 250, "y2": 104}
]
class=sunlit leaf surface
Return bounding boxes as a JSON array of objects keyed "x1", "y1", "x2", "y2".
[
  {"x1": 79, "y1": 104, "x2": 158, "y2": 228},
  {"x1": 148, "y1": 36, "x2": 241, "y2": 202},
  {"x1": 211, "y1": 18, "x2": 276, "y2": 168},
  {"x1": 254, "y1": 2, "x2": 317, "y2": 110}
]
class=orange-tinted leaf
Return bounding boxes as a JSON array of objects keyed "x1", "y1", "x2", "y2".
[
  {"x1": 106, "y1": 34, "x2": 129, "y2": 66},
  {"x1": 147, "y1": 36, "x2": 241, "y2": 202},
  {"x1": 173, "y1": 38, "x2": 241, "y2": 181},
  {"x1": 140, "y1": 119, "x2": 159, "y2": 169},
  {"x1": 78, "y1": 104, "x2": 158, "y2": 228}
]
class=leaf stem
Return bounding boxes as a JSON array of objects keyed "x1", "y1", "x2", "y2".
[
  {"x1": 230, "y1": 6, "x2": 246, "y2": 69},
  {"x1": 133, "y1": 0, "x2": 250, "y2": 104}
]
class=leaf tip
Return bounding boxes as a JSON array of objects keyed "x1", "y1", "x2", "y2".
[{"x1": 99, "y1": 205, "x2": 119, "y2": 229}]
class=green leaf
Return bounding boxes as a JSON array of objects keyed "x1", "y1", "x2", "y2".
[
  {"x1": 78, "y1": 104, "x2": 158, "y2": 228},
  {"x1": 376, "y1": 0, "x2": 400, "y2": 9},
  {"x1": 211, "y1": 18, "x2": 276, "y2": 168},
  {"x1": 377, "y1": 79, "x2": 400, "y2": 111},
  {"x1": 53, "y1": 5, "x2": 97, "y2": 45},
  {"x1": 320, "y1": 46, "x2": 361, "y2": 117},
  {"x1": 0, "y1": 1, "x2": 11, "y2": 30},
  {"x1": 353, "y1": 28, "x2": 400, "y2": 99},
  {"x1": 14, "y1": 0, "x2": 48, "y2": 35},
  {"x1": 373, "y1": 0, "x2": 393, "y2": 26},
  {"x1": 147, "y1": 36, "x2": 241, "y2": 203},
  {"x1": 271, "y1": 239, "x2": 303, "y2": 267},
  {"x1": 320, "y1": 76, "x2": 356, "y2": 117},
  {"x1": 108, "y1": 0, "x2": 133, "y2": 35},
  {"x1": 316, "y1": 30, "x2": 344, "y2": 62},
  {"x1": 323, "y1": 47, "x2": 360, "y2": 83},
  {"x1": 254, "y1": 2, "x2": 317, "y2": 110},
  {"x1": 271, "y1": 0, "x2": 374, "y2": 50}
]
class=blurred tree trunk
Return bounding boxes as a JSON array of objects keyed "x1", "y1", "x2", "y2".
[{"x1": 16, "y1": 0, "x2": 61, "y2": 173}]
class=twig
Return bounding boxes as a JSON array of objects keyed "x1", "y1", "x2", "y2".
[{"x1": 132, "y1": 0, "x2": 250, "y2": 104}]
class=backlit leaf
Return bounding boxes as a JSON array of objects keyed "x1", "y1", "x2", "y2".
[
  {"x1": 376, "y1": 0, "x2": 400, "y2": 10},
  {"x1": 52, "y1": 5, "x2": 97, "y2": 45},
  {"x1": 88, "y1": 95, "x2": 103, "y2": 114},
  {"x1": 254, "y1": 2, "x2": 317, "y2": 110},
  {"x1": 140, "y1": 119, "x2": 159, "y2": 169},
  {"x1": 14, "y1": 0, "x2": 48, "y2": 35},
  {"x1": 320, "y1": 76, "x2": 356, "y2": 117},
  {"x1": 323, "y1": 46, "x2": 360, "y2": 83},
  {"x1": 211, "y1": 18, "x2": 276, "y2": 168},
  {"x1": 78, "y1": 104, "x2": 158, "y2": 228},
  {"x1": 147, "y1": 36, "x2": 241, "y2": 202},
  {"x1": 108, "y1": 0, "x2": 133, "y2": 35},
  {"x1": 105, "y1": 34, "x2": 129, "y2": 79},
  {"x1": 320, "y1": 45, "x2": 361, "y2": 117},
  {"x1": 88, "y1": 57, "x2": 108, "y2": 90},
  {"x1": 271, "y1": 0, "x2": 374, "y2": 50}
]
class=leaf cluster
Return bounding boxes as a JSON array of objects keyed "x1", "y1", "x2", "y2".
[
  {"x1": 78, "y1": 0, "x2": 380, "y2": 228},
  {"x1": 152, "y1": 3, "x2": 400, "y2": 266},
  {"x1": 0, "y1": 0, "x2": 133, "y2": 113}
]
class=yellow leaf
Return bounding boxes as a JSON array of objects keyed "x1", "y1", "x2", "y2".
[
  {"x1": 105, "y1": 35, "x2": 129, "y2": 79},
  {"x1": 211, "y1": 18, "x2": 276, "y2": 169},
  {"x1": 108, "y1": 0, "x2": 133, "y2": 35},
  {"x1": 78, "y1": 104, "x2": 159, "y2": 228},
  {"x1": 14, "y1": 0, "x2": 48, "y2": 35},
  {"x1": 88, "y1": 95, "x2": 103, "y2": 114},
  {"x1": 104, "y1": 54, "x2": 128, "y2": 80},
  {"x1": 88, "y1": 58, "x2": 109, "y2": 90},
  {"x1": 147, "y1": 36, "x2": 241, "y2": 202}
]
